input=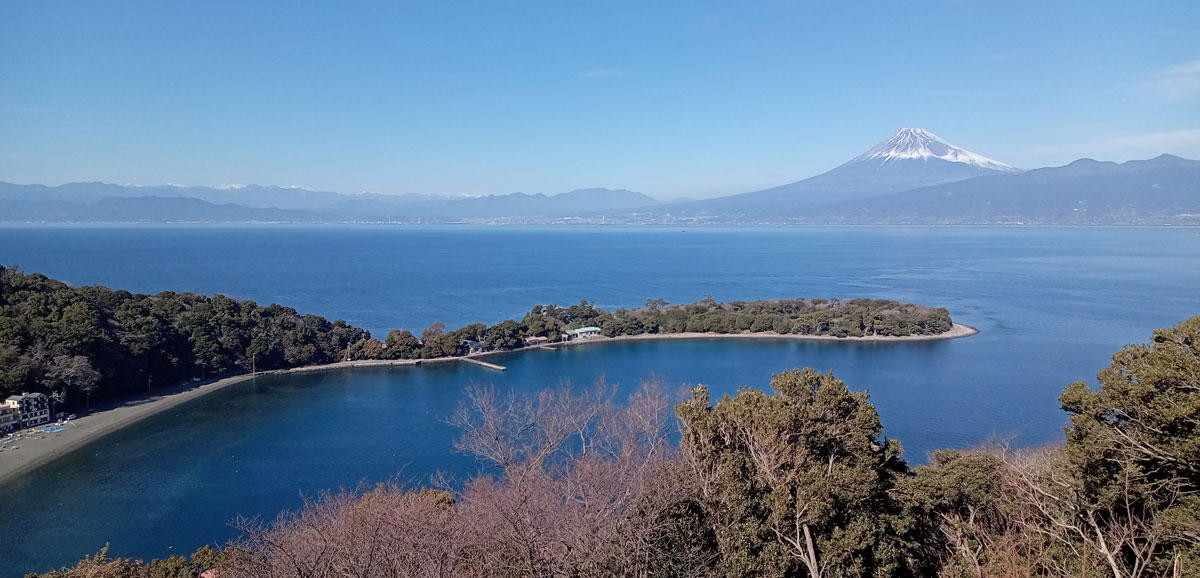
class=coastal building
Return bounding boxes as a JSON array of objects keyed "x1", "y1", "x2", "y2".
[
  {"x1": 565, "y1": 326, "x2": 602, "y2": 340},
  {"x1": 0, "y1": 406, "x2": 20, "y2": 433},
  {"x1": 5, "y1": 392, "x2": 51, "y2": 428},
  {"x1": 524, "y1": 335, "x2": 550, "y2": 346},
  {"x1": 461, "y1": 339, "x2": 487, "y2": 355}
]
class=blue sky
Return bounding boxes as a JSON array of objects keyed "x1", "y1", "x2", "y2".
[{"x1": 2, "y1": 1, "x2": 1198, "y2": 199}]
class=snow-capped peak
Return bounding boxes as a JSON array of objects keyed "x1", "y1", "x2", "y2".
[{"x1": 853, "y1": 128, "x2": 1019, "y2": 172}]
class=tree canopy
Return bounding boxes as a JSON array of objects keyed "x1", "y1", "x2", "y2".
[
  {"x1": 1, "y1": 266, "x2": 955, "y2": 409},
  {"x1": 677, "y1": 369, "x2": 908, "y2": 578},
  {"x1": 0, "y1": 266, "x2": 369, "y2": 406}
]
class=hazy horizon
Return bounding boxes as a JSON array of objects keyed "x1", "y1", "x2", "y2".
[{"x1": 2, "y1": 148, "x2": 1196, "y2": 203}]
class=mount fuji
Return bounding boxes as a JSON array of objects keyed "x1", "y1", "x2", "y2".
[
  {"x1": 665, "y1": 128, "x2": 1021, "y2": 217},
  {"x1": 850, "y1": 128, "x2": 1017, "y2": 172}
]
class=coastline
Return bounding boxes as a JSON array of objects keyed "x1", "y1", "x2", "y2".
[
  {"x1": 0, "y1": 358, "x2": 428, "y2": 486},
  {"x1": 0, "y1": 323, "x2": 976, "y2": 486},
  {"x1": 550, "y1": 322, "x2": 980, "y2": 347}
]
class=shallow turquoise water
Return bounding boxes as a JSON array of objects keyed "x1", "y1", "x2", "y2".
[{"x1": 0, "y1": 225, "x2": 1197, "y2": 574}]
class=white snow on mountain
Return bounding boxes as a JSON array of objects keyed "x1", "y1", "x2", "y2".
[{"x1": 853, "y1": 128, "x2": 1020, "y2": 172}]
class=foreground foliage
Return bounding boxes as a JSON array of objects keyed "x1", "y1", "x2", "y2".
[
  {"x1": 0, "y1": 266, "x2": 952, "y2": 407},
  {"x1": 677, "y1": 369, "x2": 908, "y2": 578},
  {"x1": 903, "y1": 316, "x2": 1200, "y2": 577},
  {"x1": 24, "y1": 545, "x2": 220, "y2": 578},
  {"x1": 222, "y1": 381, "x2": 712, "y2": 577}
]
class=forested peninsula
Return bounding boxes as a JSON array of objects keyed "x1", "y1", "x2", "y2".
[{"x1": 0, "y1": 265, "x2": 954, "y2": 408}]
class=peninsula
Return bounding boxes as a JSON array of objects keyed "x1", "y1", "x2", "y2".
[{"x1": 0, "y1": 265, "x2": 973, "y2": 483}]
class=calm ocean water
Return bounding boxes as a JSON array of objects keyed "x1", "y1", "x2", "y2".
[{"x1": 0, "y1": 225, "x2": 1198, "y2": 574}]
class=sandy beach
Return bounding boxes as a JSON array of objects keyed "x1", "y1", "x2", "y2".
[
  {"x1": 0, "y1": 358, "x2": 424, "y2": 486},
  {"x1": 0, "y1": 323, "x2": 976, "y2": 485}
]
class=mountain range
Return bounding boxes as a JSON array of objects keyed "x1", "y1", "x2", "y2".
[
  {"x1": 794, "y1": 154, "x2": 1200, "y2": 225},
  {"x1": 0, "y1": 184, "x2": 659, "y2": 223},
  {"x1": 2, "y1": 129, "x2": 1197, "y2": 225}
]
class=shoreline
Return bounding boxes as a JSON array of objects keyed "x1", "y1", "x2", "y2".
[
  {"x1": 0, "y1": 323, "x2": 976, "y2": 486},
  {"x1": 0, "y1": 358, "x2": 430, "y2": 486},
  {"x1": 555, "y1": 322, "x2": 979, "y2": 347}
]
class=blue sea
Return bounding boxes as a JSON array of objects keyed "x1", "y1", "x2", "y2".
[{"x1": 0, "y1": 225, "x2": 1197, "y2": 575}]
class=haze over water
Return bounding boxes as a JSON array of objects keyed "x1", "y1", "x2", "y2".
[{"x1": 0, "y1": 225, "x2": 1197, "y2": 575}]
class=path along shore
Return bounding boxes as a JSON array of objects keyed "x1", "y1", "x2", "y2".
[{"x1": 0, "y1": 323, "x2": 977, "y2": 485}]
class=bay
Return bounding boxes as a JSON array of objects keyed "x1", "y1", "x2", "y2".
[{"x1": 0, "y1": 225, "x2": 1197, "y2": 575}]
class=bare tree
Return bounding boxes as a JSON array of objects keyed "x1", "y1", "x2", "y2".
[
  {"x1": 995, "y1": 442, "x2": 1193, "y2": 578},
  {"x1": 453, "y1": 379, "x2": 713, "y2": 577},
  {"x1": 221, "y1": 381, "x2": 714, "y2": 578},
  {"x1": 223, "y1": 485, "x2": 474, "y2": 578}
]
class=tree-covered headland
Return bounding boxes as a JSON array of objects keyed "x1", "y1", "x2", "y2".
[
  {"x1": 0, "y1": 266, "x2": 952, "y2": 408},
  {"x1": 26, "y1": 316, "x2": 1200, "y2": 577},
  {"x1": 0, "y1": 266, "x2": 370, "y2": 407}
]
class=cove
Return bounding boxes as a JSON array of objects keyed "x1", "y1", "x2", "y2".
[{"x1": 3, "y1": 335, "x2": 1014, "y2": 573}]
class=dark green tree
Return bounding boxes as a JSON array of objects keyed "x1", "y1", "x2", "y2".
[
  {"x1": 454, "y1": 323, "x2": 488, "y2": 342},
  {"x1": 421, "y1": 321, "x2": 446, "y2": 343},
  {"x1": 1057, "y1": 315, "x2": 1200, "y2": 575},
  {"x1": 422, "y1": 333, "x2": 461, "y2": 359},
  {"x1": 677, "y1": 368, "x2": 909, "y2": 578},
  {"x1": 383, "y1": 329, "x2": 421, "y2": 360},
  {"x1": 485, "y1": 319, "x2": 523, "y2": 350},
  {"x1": 896, "y1": 449, "x2": 1010, "y2": 577}
]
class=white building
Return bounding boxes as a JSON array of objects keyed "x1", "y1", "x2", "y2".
[{"x1": 565, "y1": 326, "x2": 602, "y2": 340}]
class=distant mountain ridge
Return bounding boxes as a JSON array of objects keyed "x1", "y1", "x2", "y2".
[
  {"x1": 0, "y1": 182, "x2": 659, "y2": 223},
  {"x1": 795, "y1": 154, "x2": 1200, "y2": 225},
  {"x1": 2, "y1": 128, "x2": 1197, "y2": 225},
  {"x1": 0, "y1": 182, "x2": 350, "y2": 211}
]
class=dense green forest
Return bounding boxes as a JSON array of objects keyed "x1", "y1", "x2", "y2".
[
  {"x1": 26, "y1": 316, "x2": 1199, "y2": 577},
  {"x1": 0, "y1": 266, "x2": 952, "y2": 408},
  {"x1": 0, "y1": 266, "x2": 370, "y2": 407},
  {"x1": 542, "y1": 295, "x2": 953, "y2": 338}
]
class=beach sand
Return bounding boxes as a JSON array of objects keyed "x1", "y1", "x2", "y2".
[
  {"x1": 0, "y1": 323, "x2": 976, "y2": 485},
  {"x1": 0, "y1": 358, "x2": 423, "y2": 486}
]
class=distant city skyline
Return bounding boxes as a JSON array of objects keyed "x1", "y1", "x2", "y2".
[{"x1": 2, "y1": 1, "x2": 1198, "y2": 200}]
